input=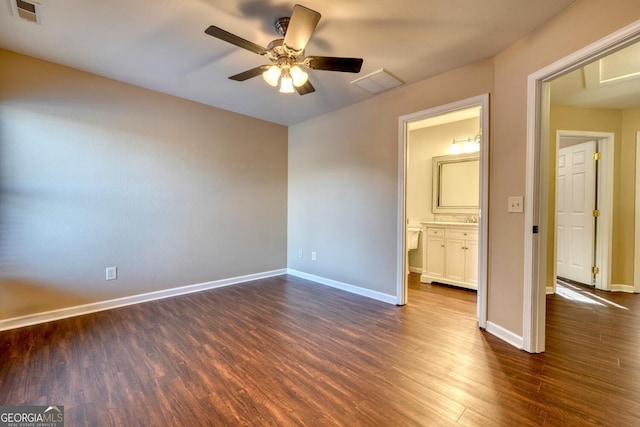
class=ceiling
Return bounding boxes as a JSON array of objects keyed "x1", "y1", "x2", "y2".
[
  {"x1": 0, "y1": 0, "x2": 578, "y2": 126},
  {"x1": 551, "y1": 40, "x2": 640, "y2": 110}
]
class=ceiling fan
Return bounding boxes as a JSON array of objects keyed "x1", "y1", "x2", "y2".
[{"x1": 204, "y1": 4, "x2": 364, "y2": 95}]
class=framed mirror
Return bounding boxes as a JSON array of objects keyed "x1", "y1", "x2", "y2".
[{"x1": 432, "y1": 153, "x2": 479, "y2": 213}]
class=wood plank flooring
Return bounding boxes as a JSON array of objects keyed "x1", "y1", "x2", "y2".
[{"x1": 0, "y1": 274, "x2": 639, "y2": 426}]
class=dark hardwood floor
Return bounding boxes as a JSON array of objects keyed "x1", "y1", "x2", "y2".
[{"x1": 0, "y1": 273, "x2": 639, "y2": 426}]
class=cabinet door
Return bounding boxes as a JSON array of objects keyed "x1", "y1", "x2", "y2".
[
  {"x1": 465, "y1": 239, "x2": 478, "y2": 286},
  {"x1": 445, "y1": 238, "x2": 465, "y2": 282},
  {"x1": 425, "y1": 236, "x2": 445, "y2": 279}
]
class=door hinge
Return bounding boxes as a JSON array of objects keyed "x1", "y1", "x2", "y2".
[
  {"x1": 593, "y1": 210, "x2": 600, "y2": 217},
  {"x1": 594, "y1": 152, "x2": 601, "y2": 161},
  {"x1": 592, "y1": 266, "x2": 600, "y2": 274}
]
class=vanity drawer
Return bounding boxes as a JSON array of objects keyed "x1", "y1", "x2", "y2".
[
  {"x1": 445, "y1": 229, "x2": 477, "y2": 240},
  {"x1": 426, "y1": 227, "x2": 445, "y2": 236}
]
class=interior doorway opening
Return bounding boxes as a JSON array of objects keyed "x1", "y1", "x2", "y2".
[
  {"x1": 552, "y1": 131, "x2": 614, "y2": 295},
  {"x1": 525, "y1": 21, "x2": 640, "y2": 353},
  {"x1": 397, "y1": 94, "x2": 489, "y2": 328}
]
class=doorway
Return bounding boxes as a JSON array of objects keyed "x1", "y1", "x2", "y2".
[
  {"x1": 552, "y1": 131, "x2": 615, "y2": 294},
  {"x1": 556, "y1": 139, "x2": 597, "y2": 286},
  {"x1": 397, "y1": 94, "x2": 489, "y2": 328},
  {"x1": 525, "y1": 21, "x2": 640, "y2": 353}
]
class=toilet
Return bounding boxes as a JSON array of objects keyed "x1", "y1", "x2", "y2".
[
  {"x1": 407, "y1": 227, "x2": 421, "y2": 251},
  {"x1": 406, "y1": 227, "x2": 422, "y2": 273}
]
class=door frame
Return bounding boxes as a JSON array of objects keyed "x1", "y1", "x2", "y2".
[
  {"x1": 552, "y1": 131, "x2": 614, "y2": 293},
  {"x1": 397, "y1": 94, "x2": 489, "y2": 329},
  {"x1": 635, "y1": 131, "x2": 640, "y2": 293},
  {"x1": 524, "y1": 20, "x2": 640, "y2": 353}
]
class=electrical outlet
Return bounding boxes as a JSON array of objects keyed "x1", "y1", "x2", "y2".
[
  {"x1": 311, "y1": 251, "x2": 317, "y2": 262},
  {"x1": 298, "y1": 249, "x2": 303, "y2": 259},
  {"x1": 106, "y1": 266, "x2": 117, "y2": 281},
  {"x1": 508, "y1": 196, "x2": 524, "y2": 213}
]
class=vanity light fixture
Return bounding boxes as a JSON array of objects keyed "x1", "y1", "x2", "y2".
[
  {"x1": 449, "y1": 139, "x2": 462, "y2": 154},
  {"x1": 449, "y1": 134, "x2": 481, "y2": 154}
]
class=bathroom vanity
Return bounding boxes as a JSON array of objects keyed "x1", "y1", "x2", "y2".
[{"x1": 420, "y1": 222, "x2": 478, "y2": 290}]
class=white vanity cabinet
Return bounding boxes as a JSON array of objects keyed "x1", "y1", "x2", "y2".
[
  {"x1": 420, "y1": 223, "x2": 478, "y2": 290},
  {"x1": 424, "y1": 227, "x2": 445, "y2": 280}
]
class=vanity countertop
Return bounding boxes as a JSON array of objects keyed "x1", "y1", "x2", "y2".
[{"x1": 421, "y1": 221, "x2": 479, "y2": 228}]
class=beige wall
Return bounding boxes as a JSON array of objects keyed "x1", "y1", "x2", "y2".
[
  {"x1": 3, "y1": 0, "x2": 639, "y2": 340},
  {"x1": 621, "y1": 107, "x2": 640, "y2": 281},
  {"x1": 547, "y1": 105, "x2": 639, "y2": 286},
  {"x1": 407, "y1": 118, "x2": 480, "y2": 270},
  {"x1": 287, "y1": 61, "x2": 494, "y2": 293},
  {"x1": 487, "y1": 0, "x2": 640, "y2": 334},
  {"x1": 0, "y1": 49, "x2": 288, "y2": 320},
  {"x1": 289, "y1": 0, "x2": 640, "y2": 337}
]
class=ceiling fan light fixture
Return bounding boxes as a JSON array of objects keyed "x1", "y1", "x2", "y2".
[
  {"x1": 290, "y1": 65, "x2": 308, "y2": 87},
  {"x1": 205, "y1": 4, "x2": 361, "y2": 97},
  {"x1": 262, "y1": 65, "x2": 281, "y2": 87}
]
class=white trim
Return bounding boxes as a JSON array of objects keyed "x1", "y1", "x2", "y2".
[
  {"x1": 408, "y1": 266, "x2": 423, "y2": 274},
  {"x1": 477, "y1": 94, "x2": 490, "y2": 329},
  {"x1": 0, "y1": 269, "x2": 287, "y2": 332},
  {"x1": 635, "y1": 131, "x2": 640, "y2": 293},
  {"x1": 397, "y1": 94, "x2": 489, "y2": 329},
  {"x1": 486, "y1": 321, "x2": 524, "y2": 349},
  {"x1": 523, "y1": 76, "x2": 544, "y2": 353},
  {"x1": 610, "y1": 284, "x2": 635, "y2": 293},
  {"x1": 397, "y1": 117, "x2": 409, "y2": 305},
  {"x1": 555, "y1": 131, "x2": 614, "y2": 291},
  {"x1": 525, "y1": 19, "x2": 640, "y2": 353},
  {"x1": 287, "y1": 269, "x2": 398, "y2": 304},
  {"x1": 546, "y1": 286, "x2": 555, "y2": 295}
]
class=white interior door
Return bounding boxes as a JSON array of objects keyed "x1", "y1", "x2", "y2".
[{"x1": 556, "y1": 140, "x2": 597, "y2": 285}]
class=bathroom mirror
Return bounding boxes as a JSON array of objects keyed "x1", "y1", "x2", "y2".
[{"x1": 432, "y1": 153, "x2": 479, "y2": 213}]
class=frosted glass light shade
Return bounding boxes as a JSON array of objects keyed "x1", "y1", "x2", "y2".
[
  {"x1": 463, "y1": 141, "x2": 480, "y2": 153},
  {"x1": 279, "y1": 76, "x2": 295, "y2": 93},
  {"x1": 262, "y1": 66, "x2": 280, "y2": 87},
  {"x1": 290, "y1": 66, "x2": 309, "y2": 87}
]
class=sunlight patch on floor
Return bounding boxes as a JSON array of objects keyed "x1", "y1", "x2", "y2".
[{"x1": 556, "y1": 282, "x2": 629, "y2": 310}]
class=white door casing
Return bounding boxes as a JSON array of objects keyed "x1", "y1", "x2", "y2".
[
  {"x1": 525, "y1": 20, "x2": 640, "y2": 353},
  {"x1": 636, "y1": 131, "x2": 640, "y2": 293},
  {"x1": 556, "y1": 140, "x2": 597, "y2": 285},
  {"x1": 397, "y1": 94, "x2": 489, "y2": 329}
]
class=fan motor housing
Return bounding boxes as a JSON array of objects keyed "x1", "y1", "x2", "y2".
[
  {"x1": 267, "y1": 38, "x2": 304, "y2": 65},
  {"x1": 274, "y1": 17, "x2": 290, "y2": 36}
]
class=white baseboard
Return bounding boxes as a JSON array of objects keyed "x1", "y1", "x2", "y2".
[
  {"x1": 286, "y1": 269, "x2": 398, "y2": 305},
  {"x1": 485, "y1": 321, "x2": 524, "y2": 350},
  {"x1": 0, "y1": 269, "x2": 287, "y2": 332},
  {"x1": 610, "y1": 283, "x2": 636, "y2": 293},
  {"x1": 409, "y1": 266, "x2": 423, "y2": 274},
  {"x1": 546, "y1": 286, "x2": 555, "y2": 295}
]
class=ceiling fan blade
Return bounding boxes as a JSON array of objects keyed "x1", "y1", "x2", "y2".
[
  {"x1": 283, "y1": 5, "x2": 321, "y2": 51},
  {"x1": 295, "y1": 80, "x2": 316, "y2": 95},
  {"x1": 229, "y1": 65, "x2": 271, "y2": 81},
  {"x1": 307, "y1": 56, "x2": 364, "y2": 73},
  {"x1": 205, "y1": 26, "x2": 267, "y2": 55}
]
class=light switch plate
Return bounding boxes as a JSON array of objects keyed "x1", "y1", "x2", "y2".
[{"x1": 508, "y1": 196, "x2": 524, "y2": 213}]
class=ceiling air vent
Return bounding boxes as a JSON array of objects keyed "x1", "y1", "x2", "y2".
[
  {"x1": 351, "y1": 69, "x2": 404, "y2": 94},
  {"x1": 11, "y1": 0, "x2": 43, "y2": 24}
]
